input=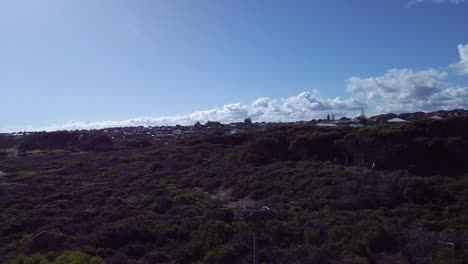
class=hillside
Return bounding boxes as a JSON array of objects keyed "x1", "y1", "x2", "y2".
[{"x1": 1, "y1": 117, "x2": 468, "y2": 263}]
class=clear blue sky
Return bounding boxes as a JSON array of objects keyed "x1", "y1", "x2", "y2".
[{"x1": 1, "y1": 0, "x2": 468, "y2": 130}]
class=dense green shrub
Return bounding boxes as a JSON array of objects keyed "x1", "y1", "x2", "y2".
[
  {"x1": 10, "y1": 251, "x2": 103, "y2": 264},
  {"x1": 204, "y1": 245, "x2": 237, "y2": 264},
  {"x1": 126, "y1": 139, "x2": 152, "y2": 148},
  {"x1": 2, "y1": 119, "x2": 468, "y2": 263},
  {"x1": 173, "y1": 193, "x2": 195, "y2": 205},
  {"x1": 28, "y1": 231, "x2": 67, "y2": 252}
]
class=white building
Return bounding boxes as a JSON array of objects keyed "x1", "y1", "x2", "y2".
[
  {"x1": 317, "y1": 123, "x2": 338, "y2": 127},
  {"x1": 387, "y1": 118, "x2": 407, "y2": 123}
]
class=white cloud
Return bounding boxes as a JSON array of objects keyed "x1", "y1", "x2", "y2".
[
  {"x1": 347, "y1": 68, "x2": 468, "y2": 114},
  {"x1": 3, "y1": 67, "x2": 466, "y2": 133},
  {"x1": 408, "y1": 0, "x2": 465, "y2": 6},
  {"x1": 451, "y1": 44, "x2": 468, "y2": 75},
  {"x1": 4, "y1": 45, "x2": 468, "y2": 133},
  {"x1": 1, "y1": 91, "x2": 366, "y2": 132}
]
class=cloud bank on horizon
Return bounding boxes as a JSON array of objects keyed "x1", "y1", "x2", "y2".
[
  {"x1": 3, "y1": 91, "x2": 366, "y2": 132},
  {"x1": 2, "y1": 44, "x2": 468, "y2": 133}
]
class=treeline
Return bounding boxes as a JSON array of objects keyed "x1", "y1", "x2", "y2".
[
  {"x1": 0, "y1": 134, "x2": 18, "y2": 150},
  {"x1": 243, "y1": 117, "x2": 468, "y2": 175},
  {"x1": 16, "y1": 132, "x2": 113, "y2": 151}
]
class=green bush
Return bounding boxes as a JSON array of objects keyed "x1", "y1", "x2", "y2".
[
  {"x1": 204, "y1": 245, "x2": 237, "y2": 264},
  {"x1": 53, "y1": 251, "x2": 103, "y2": 264},
  {"x1": 173, "y1": 193, "x2": 195, "y2": 204},
  {"x1": 10, "y1": 251, "x2": 103, "y2": 264},
  {"x1": 250, "y1": 180, "x2": 265, "y2": 189},
  {"x1": 433, "y1": 248, "x2": 468, "y2": 264},
  {"x1": 9, "y1": 254, "x2": 51, "y2": 264}
]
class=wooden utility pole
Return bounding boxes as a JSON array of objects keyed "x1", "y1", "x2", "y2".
[
  {"x1": 252, "y1": 228, "x2": 258, "y2": 264},
  {"x1": 240, "y1": 205, "x2": 275, "y2": 264}
]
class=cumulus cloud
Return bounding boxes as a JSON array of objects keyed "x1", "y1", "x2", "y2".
[
  {"x1": 1, "y1": 91, "x2": 366, "y2": 132},
  {"x1": 408, "y1": 0, "x2": 465, "y2": 6},
  {"x1": 4, "y1": 67, "x2": 466, "y2": 133},
  {"x1": 4, "y1": 45, "x2": 468, "y2": 133},
  {"x1": 347, "y1": 68, "x2": 468, "y2": 114},
  {"x1": 451, "y1": 44, "x2": 468, "y2": 75}
]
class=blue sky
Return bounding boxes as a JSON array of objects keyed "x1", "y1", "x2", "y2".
[{"x1": 1, "y1": 0, "x2": 468, "y2": 131}]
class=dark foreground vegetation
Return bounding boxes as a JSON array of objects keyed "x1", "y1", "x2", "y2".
[{"x1": 1, "y1": 117, "x2": 468, "y2": 263}]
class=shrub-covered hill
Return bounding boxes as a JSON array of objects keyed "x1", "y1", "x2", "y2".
[{"x1": 1, "y1": 118, "x2": 468, "y2": 263}]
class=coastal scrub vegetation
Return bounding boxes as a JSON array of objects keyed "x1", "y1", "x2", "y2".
[{"x1": 1, "y1": 117, "x2": 468, "y2": 263}]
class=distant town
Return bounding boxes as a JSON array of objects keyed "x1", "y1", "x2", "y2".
[{"x1": 4, "y1": 109, "x2": 468, "y2": 141}]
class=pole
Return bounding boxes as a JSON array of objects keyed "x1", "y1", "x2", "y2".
[{"x1": 253, "y1": 228, "x2": 258, "y2": 264}]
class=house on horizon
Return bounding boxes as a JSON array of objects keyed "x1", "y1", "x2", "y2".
[
  {"x1": 431, "y1": 115, "x2": 443, "y2": 120},
  {"x1": 387, "y1": 117, "x2": 408, "y2": 123},
  {"x1": 317, "y1": 123, "x2": 338, "y2": 127}
]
